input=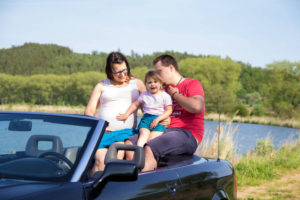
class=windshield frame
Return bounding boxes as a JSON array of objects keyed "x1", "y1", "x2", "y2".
[{"x1": 0, "y1": 111, "x2": 107, "y2": 182}]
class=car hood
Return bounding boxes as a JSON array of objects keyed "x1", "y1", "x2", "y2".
[{"x1": 0, "y1": 178, "x2": 61, "y2": 199}]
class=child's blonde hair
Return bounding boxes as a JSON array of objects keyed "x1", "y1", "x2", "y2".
[{"x1": 144, "y1": 70, "x2": 164, "y2": 86}]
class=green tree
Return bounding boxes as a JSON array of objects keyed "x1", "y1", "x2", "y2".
[
  {"x1": 131, "y1": 66, "x2": 149, "y2": 81},
  {"x1": 264, "y1": 61, "x2": 300, "y2": 117},
  {"x1": 179, "y1": 56, "x2": 242, "y2": 113}
]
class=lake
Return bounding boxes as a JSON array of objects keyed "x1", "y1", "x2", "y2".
[{"x1": 204, "y1": 120, "x2": 300, "y2": 154}]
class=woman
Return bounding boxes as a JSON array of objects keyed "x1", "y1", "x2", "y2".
[{"x1": 85, "y1": 52, "x2": 146, "y2": 175}]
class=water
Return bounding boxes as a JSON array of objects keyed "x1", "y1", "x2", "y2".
[
  {"x1": 204, "y1": 120, "x2": 300, "y2": 154},
  {"x1": 2, "y1": 117, "x2": 298, "y2": 156}
]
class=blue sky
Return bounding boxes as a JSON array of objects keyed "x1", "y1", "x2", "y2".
[{"x1": 0, "y1": 0, "x2": 299, "y2": 67}]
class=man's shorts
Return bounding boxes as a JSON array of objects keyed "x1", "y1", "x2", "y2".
[
  {"x1": 137, "y1": 114, "x2": 167, "y2": 132},
  {"x1": 126, "y1": 128, "x2": 198, "y2": 162}
]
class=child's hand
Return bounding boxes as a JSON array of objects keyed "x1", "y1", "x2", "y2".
[
  {"x1": 116, "y1": 113, "x2": 128, "y2": 122},
  {"x1": 150, "y1": 118, "x2": 160, "y2": 129}
]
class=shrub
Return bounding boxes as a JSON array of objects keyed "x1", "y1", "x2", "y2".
[
  {"x1": 233, "y1": 104, "x2": 249, "y2": 117},
  {"x1": 251, "y1": 105, "x2": 266, "y2": 116},
  {"x1": 272, "y1": 101, "x2": 294, "y2": 118},
  {"x1": 254, "y1": 139, "x2": 274, "y2": 156},
  {"x1": 245, "y1": 92, "x2": 262, "y2": 106}
]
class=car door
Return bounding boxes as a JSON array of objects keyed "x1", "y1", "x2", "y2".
[
  {"x1": 94, "y1": 168, "x2": 180, "y2": 200},
  {"x1": 174, "y1": 158, "x2": 234, "y2": 200}
]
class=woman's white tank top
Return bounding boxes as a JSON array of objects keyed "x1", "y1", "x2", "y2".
[{"x1": 95, "y1": 78, "x2": 139, "y2": 130}]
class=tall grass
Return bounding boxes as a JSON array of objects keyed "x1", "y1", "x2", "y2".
[
  {"x1": 235, "y1": 138, "x2": 300, "y2": 186},
  {"x1": 205, "y1": 113, "x2": 300, "y2": 129},
  {"x1": 0, "y1": 104, "x2": 85, "y2": 114},
  {"x1": 195, "y1": 121, "x2": 300, "y2": 188},
  {"x1": 195, "y1": 122, "x2": 240, "y2": 164}
]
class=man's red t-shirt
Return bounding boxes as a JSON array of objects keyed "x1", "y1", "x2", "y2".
[{"x1": 168, "y1": 78, "x2": 205, "y2": 143}]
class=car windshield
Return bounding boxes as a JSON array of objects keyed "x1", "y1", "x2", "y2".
[{"x1": 0, "y1": 112, "x2": 98, "y2": 181}]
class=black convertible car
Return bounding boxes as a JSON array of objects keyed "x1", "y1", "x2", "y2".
[{"x1": 0, "y1": 111, "x2": 237, "y2": 200}]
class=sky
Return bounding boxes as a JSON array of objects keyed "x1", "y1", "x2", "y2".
[{"x1": 0, "y1": 0, "x2": 299, "y2": 68}]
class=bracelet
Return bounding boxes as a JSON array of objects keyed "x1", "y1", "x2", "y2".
[{"x1": 171, "y1": 91, "x2": 178, "y2": 98}]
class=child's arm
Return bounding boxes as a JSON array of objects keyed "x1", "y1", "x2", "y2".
[
  {"x1": 150, "y1": 105, "x2": 172, "y2": 129},
  {"x1": 116, "y1": 100, "x2": 140, "y2": 121}
]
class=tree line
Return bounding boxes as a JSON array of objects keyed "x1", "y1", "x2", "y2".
[{"x1": 0, "y1": 43, "x2": 299, "y2": 118}]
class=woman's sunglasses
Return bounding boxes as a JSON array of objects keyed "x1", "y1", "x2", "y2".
[{"x1": 112, "y1": 67, "x2": 128, "y2": 75}]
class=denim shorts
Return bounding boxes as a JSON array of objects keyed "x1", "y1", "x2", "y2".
[
  {"x1": 127, "y1": 128, "x2": 198, "y2": 162},
  {"x1": 137, "y1": 114, "x2": 167, "y2": 132}
]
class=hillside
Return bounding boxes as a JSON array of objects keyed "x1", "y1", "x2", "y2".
[
  {"x1": 0, "y1": 43, "x2": 201, "y2": 75},
  {"x1": 0, "y1": 43, "x2": 107, "y2": 75}
]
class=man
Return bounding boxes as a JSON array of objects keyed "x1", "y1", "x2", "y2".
[{"x1": 125, "y1": 54, "x2": 205, "y2": 171}]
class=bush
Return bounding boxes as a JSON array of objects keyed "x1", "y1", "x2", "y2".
[
  {"x1": 254, "y1": 139, "x2": 274, "y2": 156},
  {"x1": 251, "y1": 105, "x2": 266, "y2": 116},
  {"x1": 245, "y1": 92, "x2": 262, "y2": 106},
  {"x1": 272, "y1": 101, "x2": 294, "y2": 118},
  {"x1": 233, "y1": 104, "x2": 249, "y2": 117}
]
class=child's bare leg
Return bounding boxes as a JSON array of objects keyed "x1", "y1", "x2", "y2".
[
  {"x1": 148, "y1": 131, "x2": 164, "y2": 141},
  {"x1": 115, "y1": 141, "x2": 125, "y2": 159},
  {"x1": 137, "y1": 128, "x2": 150, "y2": 147}
]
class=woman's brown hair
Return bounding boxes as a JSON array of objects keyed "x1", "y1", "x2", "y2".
[{"x1": 105, "y1": 52, "x2": 132, "y2": 80}]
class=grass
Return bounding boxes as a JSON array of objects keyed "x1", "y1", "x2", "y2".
[
  {"x1": 195, "y1": 121, "x2": 240, "y2": 164},
  {"x1": 195, "y1": 121, "x2": 300, "y2": 186},
  {"x1": 205, "y1": 112, "x2": 300, "y2": 129},
  {"x1": 0, "y1": 104, "x2": 85, "y2": 114}
]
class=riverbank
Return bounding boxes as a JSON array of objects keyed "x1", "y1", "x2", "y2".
[
  {"x1": 205, "y1": 113, "x2": 300, "y2": 130},
  {"x1": 0, "y1": 104, "x2": 85, "y2": 114},
  {"x1": 1, "y1": 104, "x2": 299, "y2": 129},
  {"x1": 196, "y1": 121, "x2": 300, "y2": 199}
]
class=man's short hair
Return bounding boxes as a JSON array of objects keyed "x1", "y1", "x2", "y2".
[{"x1": 153, "y1": 54, "x2": 179, "y2": 71}]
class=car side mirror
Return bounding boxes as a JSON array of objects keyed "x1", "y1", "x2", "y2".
[{"x1": 8, "y1": 120, "x2": 32, "y2": 131}]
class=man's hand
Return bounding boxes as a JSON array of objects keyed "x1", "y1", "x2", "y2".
[
  {"x1": 167, "y1": 86, "x2": 179, "y2": 97},
  {"x1": 150, "y1": 118, "x2": 160, "y2": 129},
  {"x1": 159, "y1": 117, "x2": 171, "y2": 126}
]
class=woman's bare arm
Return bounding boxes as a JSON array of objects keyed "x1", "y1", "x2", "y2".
[{"x1": 84, "y1": 82, "x2": 103, "y2": 116}]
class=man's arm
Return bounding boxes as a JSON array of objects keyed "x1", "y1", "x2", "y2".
[
  {"x1": 167, "y1": 85, "x2": 204, "y2": 114},
  {"x1": 173, "y1": 94, "x2": 204, "y2": 114}
]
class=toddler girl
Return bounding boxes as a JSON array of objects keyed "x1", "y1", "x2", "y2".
[{"x1": 117, "y1": 70, "x2": 172, "y2": 147}]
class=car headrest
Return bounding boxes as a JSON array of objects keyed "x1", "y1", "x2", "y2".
[
  {"x1": 104, "y1": 143, "x2": 145, "y2": 170},
  {"x1": 25, "y1": 135, "x2": 63, "y2": 157}
]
